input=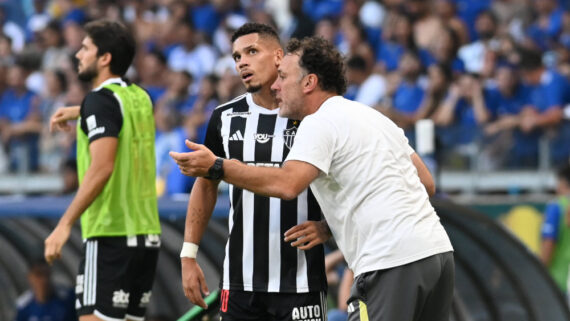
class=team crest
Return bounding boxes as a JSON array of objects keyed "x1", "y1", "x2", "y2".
[{"x1": 283, "y1": 126, "x2": 297, "y2": 149}]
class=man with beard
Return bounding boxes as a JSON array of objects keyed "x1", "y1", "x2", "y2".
[
  {"x1": 44, "y1": 20, "x2": 161, "y2": 321},
  {"x1": 178, "y1": 23, "x2": 329, "y2": 320}
]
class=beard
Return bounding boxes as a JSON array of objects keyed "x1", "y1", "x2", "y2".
[
  {"x1": 245, "y1": 83, "x2": 262, "y2": 93},
  {"x1": 77, "y1": 63, "x2": 98, "y2": 82}
]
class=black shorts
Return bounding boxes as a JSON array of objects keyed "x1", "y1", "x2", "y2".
[
  {"x1": 76, "y1": 235, "x2": 160, "y2": 321},
  {"x1": 219, "y1": 290, "x2": 327, "y2": 321}
]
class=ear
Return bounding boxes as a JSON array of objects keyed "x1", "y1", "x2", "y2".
[
  {"x1": 302, "y1": 74, "x2": 319, "y2": 94},
  {"x1": 274, "y1": 48, "x2": 284, "y2": 67},
  {"x1": 99, "y1": 52, "x2": 112, "y2": 69}
]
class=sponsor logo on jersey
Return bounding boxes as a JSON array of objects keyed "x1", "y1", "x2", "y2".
[
  {"x1": 254, "y1": 133, "x2": 274, "y2": 144},
  {"x1": 291, "y1": 305, "x2": 322, "y2": 321},
  {"x1": 229, "y1": 130, "x2": 244, "y2": 141},
  {"x1": 245, "y1": 161, "x2": 281, "y2": 167},
  {"x1": 283, "y1": 126, "x2": 297, "y2": 149},
  {"x1": 227, "y1": 111, "x2": 251, "y2": 118}
]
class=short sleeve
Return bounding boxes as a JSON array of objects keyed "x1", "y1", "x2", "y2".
[
  {"x1": 80, "y1": 89, "x2": 122, "y2": 143},
  {"x1": 203, "y1": 108, "x2": 225, "y2": 157},
  {"x1": 285, "y1": 115, "x2": 334, "y2": 174},
  {"x1": 541, "y1": 202, "x2": 561, "y2": 241}
]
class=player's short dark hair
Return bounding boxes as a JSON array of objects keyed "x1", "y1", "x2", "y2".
[
  {"x1": 231, "y1": 22, "x2": 280, "y2": 45},
  {"x1": 286, "y1": 36, "x2": 347, "y2": 95},
  {"x1": 84, "y1": 19, "x2": 135, "y2": 76}
]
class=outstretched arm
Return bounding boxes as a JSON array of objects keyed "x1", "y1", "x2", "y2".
[{"x1": 170, "y1": 140, "x2": 319, "y2": 200}]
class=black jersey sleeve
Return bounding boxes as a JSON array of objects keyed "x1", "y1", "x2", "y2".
[
  {"x1": 203, "y1": 108, "x2": 225, "y2": 158},
  {"x1": 80, "y1": 88, "x2": 123, "y2": 143}
]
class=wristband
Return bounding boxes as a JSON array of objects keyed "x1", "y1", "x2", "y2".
[{"x1": 180, "y1": 242, "x2": 199, "y2": 258}]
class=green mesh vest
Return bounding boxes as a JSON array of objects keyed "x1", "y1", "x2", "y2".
[
  {"x1": 76, "y1": 82, "x2": 160, "y2": 238},
  {"x1": 548, "y1": 196, "x2": 570, "y2": 293}
]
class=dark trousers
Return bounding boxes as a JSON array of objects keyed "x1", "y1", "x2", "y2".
[{"x1": 347, "y1": 252, "x2": 455, "y2": 321}]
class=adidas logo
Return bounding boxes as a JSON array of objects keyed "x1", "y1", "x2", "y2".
[{"x1": 229, "y1": 130, "x2": 244, "y2": 141}]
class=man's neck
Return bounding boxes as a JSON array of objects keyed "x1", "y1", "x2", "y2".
[
  {"x1": 251, "y1": 86, "x2": 279, "y2": 110},
  {"x1": 92, "y1": 70, "x2": 120, "y2": 90},
  {"x1": 304, "y1": 90, "x2": 336, "y2": 117}
]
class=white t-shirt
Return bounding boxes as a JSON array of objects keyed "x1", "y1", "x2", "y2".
[{"x1": 286, "y1": 96, "x2": 453, "y2": 277}]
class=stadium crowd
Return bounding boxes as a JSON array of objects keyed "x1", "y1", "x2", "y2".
[{"x1": 1, "y1": 0, "x2": 570, "y2": 196}]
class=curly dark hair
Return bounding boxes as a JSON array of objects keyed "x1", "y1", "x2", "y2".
[
  {"x1": 286, "y1": 37, "x2": 346, "y2": 95},
  {"x1": 231, "y1": 22, "x2": 280, "y2": 45}
]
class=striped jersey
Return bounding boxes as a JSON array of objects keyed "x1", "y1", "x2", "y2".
[{"x1": 205, "y1": 93, "x2": 327, "y2": 293}]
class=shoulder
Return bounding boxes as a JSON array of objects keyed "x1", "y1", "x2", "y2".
[
  {"x1": 214, "y1": 94, "x2": 248, "y2": 112},
  {"x1": 16, "y1": 290, "x2": 34, "y2": 308}
]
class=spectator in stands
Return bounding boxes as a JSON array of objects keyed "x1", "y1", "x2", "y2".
[
  {"x1": 377, "y1": 51, "x2": 426, "y2": 144},
  {"x1": 138, "y1": 49, "x2": 168, "y2": 103},
  {"x1": 426, "y1": 27, "x2": 465, "y2": 75},
  {"x1": 434, "y1": 74, "x2": 494, "y2": 167},
  {"x1": 0, "y1": 63, "x2": 41, "y2": 173},
  {"x1": 433, "y1": 0, "x2": 469, "y2": 45},
  {"x1": 0, "y1": 5, "x2": 25, "y2": 53},
  {"x1": 156, "y1": 70, "x2": 196, "y2": 116},
  {"x1": 526, "y1": 0, "x2": 564, "y2": 50},
  {"x1": 541, "y1": 163, "x2": 570, "y2": 297},
  {"x1": 0, "y1": 33, "x2": 14, "y2": 66},
  {"x1": 338, "y1": 17, "x2": 374, "y2": 68},
  {"x1": 458, "y1": 10, "x2": 499, "y2": 77},
  {"x1": 519, "y1": 47, "x2": 570, "y2": 166},
  {"x1": 345, "y1": 55, "x2": 386, "y2": 106},
  {"x1": 166, "y1": 20, "x2": 218, "y2": 87},
  {"x1": 407, "y1": 0, "x2": 444, "y2": 50},
  {"x1": 38, "y1": 69, "x2": 68, "y2": 173},
  {"x1": 39, "y1": 20, "x2": 70, "y2": 71},
  {"x1": 376, "y1": 12, "x2": 417, "y2": 73},
  {"x1": 14, "y1": 258, "x2": 76, "y2": 321},
  {"x1": 483, "y1": 63, "x2": 535, "y2": 169}
]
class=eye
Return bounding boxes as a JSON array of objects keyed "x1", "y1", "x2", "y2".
[
  {"x1": 233, "y1": 55, "x2": 240, "y2": 62},
  {"x1": 248, "y1": 48, "x2": 257, "y2": 55}
]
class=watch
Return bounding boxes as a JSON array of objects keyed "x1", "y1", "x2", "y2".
[{"x1": 206, "y1": 157, "x2": 224, "y2": 180}]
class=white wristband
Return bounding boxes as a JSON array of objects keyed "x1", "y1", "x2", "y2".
[{"x1": 180, "y1": 242, "x2": 199, "y2": 258}]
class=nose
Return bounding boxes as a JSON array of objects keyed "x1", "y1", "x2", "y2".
[
  {"x1": 237, "y1": 57, "x2": 248, "y2": 70},
  {"x1": 271, "y1": 77, "x2": 280, "y2": 91}
]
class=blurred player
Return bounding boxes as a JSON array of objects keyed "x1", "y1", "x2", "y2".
[{"x1": 45, "y1": 20, "x2": 161, "y2": 321}]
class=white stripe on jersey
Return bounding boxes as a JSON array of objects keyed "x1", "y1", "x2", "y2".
[
  {"x1": 296, "y1": 189, "x2": 309, "y2": 292},
  {"x1": 223, "y1": 182, "x2": 234, "y2": 290},
  {"x1": 267, "y1": 117, "x2": 288, "y2": 291},
  {"x1": 242, "y1": 190, "x2": 255, "y2": 291},
  {"x1": 241, "y1": 111, "x2": 259, "y2": 290},
  {"x1": 271, "y1": 117, "x2": 288, "y2": 162},
  {"x1": 220, "y1": 108, "x2": 233, "y2": 157},
  {"x1": 267, "y1": 196, "x2": 282, "y2": 292}
]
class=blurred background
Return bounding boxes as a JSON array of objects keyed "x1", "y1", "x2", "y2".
[{"x1": 2, "y1": 0, "x2": 570, "y2": 320}]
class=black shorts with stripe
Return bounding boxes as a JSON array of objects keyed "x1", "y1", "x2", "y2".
[
  {"x1": 219, "y1": 289, "x2": 327, "y2": 321},
  {"x1": 76, "y1": 235, "x2": 160, "y2": 321}
]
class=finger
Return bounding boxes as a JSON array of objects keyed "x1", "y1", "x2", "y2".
[
  {"x1": 185, "y1": 140, "x2": 204, "y2": 151},
  {"x1": 285, "y1": 230, "x2": 306, "y2": 242},
  {"x1": 169, "y1": 151, "x2": 189, "y2": 161},
  {"x1": 298, "y1": 240, "x2": 317, "y2": 250},
  {"x1": 200, "y1": 276, "x2": 210, "y2": 296},
  {"x1": 284, "y1": 224, "x2": 305, "y2": 238}
]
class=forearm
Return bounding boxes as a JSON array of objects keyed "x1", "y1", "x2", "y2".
[
  {"x1": 184, "y1": 178, "x2": 219, "y2": 243},
  {"x1": 541, "y1": 240, "x2": 555, "y2": 266},
  {"x1": 57, "y1": 164, "x2": 112, "y2": 228},
  {"x1": 472, "y1": 95, "x2": 490, "y2": 124},
  {"x1": 536, "y1": 108, "x2": 563, "y2": 127},
  {"x1": 222, "y1": 159, "x2": 299, "y2": 200}
]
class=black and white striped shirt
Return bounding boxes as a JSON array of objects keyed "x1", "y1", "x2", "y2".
[{"x1": 205, "y1": 93, "x2": 327, "y2": 293}]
